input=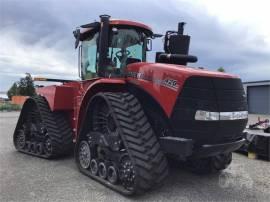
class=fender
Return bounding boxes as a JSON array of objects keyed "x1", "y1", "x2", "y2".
[
  {"x1": 36, "y1": 85, "x2": 75, "y2": 111},
  {"x1": 75, "y1": 78, "x2": 126, "y2": 138}
]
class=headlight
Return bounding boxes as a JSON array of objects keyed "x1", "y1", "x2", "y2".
[
  {"x1": 195, "y1": 110, "x2": 248, "y2": 121},
  {"x1": 219, "y1": 111, "x2": 248, "y2": 120},
  {"x1": 195, "y1": 111, "x2": 219, "y2": 121}
]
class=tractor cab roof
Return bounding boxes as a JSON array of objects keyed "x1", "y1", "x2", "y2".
[
  {"x1": 74, "y1": 19, "x2": 153, "y2": 41},
  {"x1": 110, "y1": 19, "x2": 152, "y2": 33}
]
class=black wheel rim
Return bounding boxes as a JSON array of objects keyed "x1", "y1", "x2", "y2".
[
  {"x1": 78, "y1": 141, "x2": 91, "y2": 169},
  {"x1": 119, "y1": 155, "x2": 135, "y2": 191}
]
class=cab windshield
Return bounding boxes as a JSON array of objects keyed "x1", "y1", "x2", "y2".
[
  {"x1": 107, "y1": 28, "x2": 147, "y2": 75},
  {"x1": 80, "y1": 27, "x2": 147, "y2": 80}
]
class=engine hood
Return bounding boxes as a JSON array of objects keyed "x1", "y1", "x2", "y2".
[
  {"x1": 126, "y1": 62, "x2": 241, "y2": 116},
  {"x1": 126, "y1": 62, "x2": 237, "y2": 79}
]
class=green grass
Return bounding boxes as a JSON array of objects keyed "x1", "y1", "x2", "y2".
[{"x1": 0, "y1": 102, "x2": 22, "y2": 111}]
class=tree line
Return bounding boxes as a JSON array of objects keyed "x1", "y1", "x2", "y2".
[{"x1": 7, "y1": 73, "x2": 36, "y2": 99}]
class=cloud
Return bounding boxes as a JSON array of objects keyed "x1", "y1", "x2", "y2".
[
  {"x1": 0, "y1": 0, "x2": 270, "y2": 91},
  {"x1": 0, "y1": 28, "x2": 78, "y2": 90},
  {"x1": 0, "y1": 30, "x2": 76, "y2": 75}
]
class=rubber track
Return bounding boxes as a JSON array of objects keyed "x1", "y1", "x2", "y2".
[
  {"x1": 14, "y1": 96, "x2": 73, "y2": 158},
  {"x1": 78, "y1": 92, "x2": 169, "y2": 195}
]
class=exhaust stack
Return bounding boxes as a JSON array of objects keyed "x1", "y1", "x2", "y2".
[{"x1": 98, "y1": 14, "x2": 111, "y2": 76}]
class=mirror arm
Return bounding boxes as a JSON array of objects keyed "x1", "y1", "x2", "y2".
[{"x1": 152, "y1": 33, "x2": 163, "y2": 39}]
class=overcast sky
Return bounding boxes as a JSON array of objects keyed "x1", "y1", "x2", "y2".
[{"x1": 0, "y1": 0, "x2": 270, "y2": 91}]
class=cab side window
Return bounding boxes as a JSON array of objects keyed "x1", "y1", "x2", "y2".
[{"x1": 81, "y1": 33, "x2": 99, "y2": 79}]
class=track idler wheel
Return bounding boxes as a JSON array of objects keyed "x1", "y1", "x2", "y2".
[{"x1": 78, "y1": 141, "x2": 91, "y2": 169}]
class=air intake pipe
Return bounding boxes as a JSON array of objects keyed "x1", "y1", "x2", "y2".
[
  {"x1": 157, "y1": 53, "x2": 197, "y2": 65},
  {"x1": 158, "y1": 22, "x2": 198, "y2": 65}
]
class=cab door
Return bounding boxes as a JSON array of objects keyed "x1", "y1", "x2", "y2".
[{"x1": 80, "y1": 32, "x2": 99, "y2": 80}]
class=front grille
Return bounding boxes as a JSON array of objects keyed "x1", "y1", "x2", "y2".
[{"x1": 170, "y1": 76, "x2": 248, "y2": 145}]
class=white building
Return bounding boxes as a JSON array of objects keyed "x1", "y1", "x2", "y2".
[{"x1": 242, "y1": 80, "x2": 270, "y2": 115}]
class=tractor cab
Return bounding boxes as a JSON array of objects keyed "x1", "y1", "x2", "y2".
[
  {"x1": 74, "y1": 15, "x2": 152, "y2": 80},
  {"x1": 74, "y1": 15, "x2": 198, "y2": 80}
]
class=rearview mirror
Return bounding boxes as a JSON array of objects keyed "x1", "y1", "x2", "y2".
[{"x1": 146, "y1": 38, "x2": 152, "y2": 51}]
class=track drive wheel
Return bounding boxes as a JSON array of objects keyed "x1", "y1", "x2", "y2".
[{"x1": 75, "y1": 92, "x2": 169, "y2": 195}]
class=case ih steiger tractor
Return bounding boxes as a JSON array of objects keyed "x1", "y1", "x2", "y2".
[{"x1": 13, "y1": 15, "x2": 248, "y2": 195}]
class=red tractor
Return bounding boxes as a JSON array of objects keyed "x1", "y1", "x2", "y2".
[{"x1": 13, "y1": 15, "x2": 248, "y2": 195}]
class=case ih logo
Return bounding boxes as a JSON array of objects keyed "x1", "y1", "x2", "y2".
[{"x1": 127, "y1": 71, "x2": 179, "y2": 91}]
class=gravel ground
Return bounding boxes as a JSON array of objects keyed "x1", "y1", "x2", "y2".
[{"x1": 0, "y1": 112, "x2": 269, "y2": 202}]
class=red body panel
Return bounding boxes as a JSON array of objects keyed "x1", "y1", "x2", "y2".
[
  {"x1": 36, "y1": 63, "x2": 237, "y2": 141},
  {"x1": 37, "y1": 85, "x2": 75, "y2": 110},
  {"x1": 37, "y1": 78, "x2": 125, "y2": 140}
]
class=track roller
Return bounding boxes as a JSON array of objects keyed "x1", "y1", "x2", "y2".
[
  {"x1": 90, "y1": 159, "x2": 99, "y2": 175},
  {"x1": 107, "y1": 165, "x2": 118, "y2": 184},
  {"x1": 31, "y1": 142, "x2": 37, "y2": 153},
  {"x1": 36, "y1": 143, "x2": 44, "y2": 155},
  {"x1": 98, "y1": 162, "x2": 107, "y2": 179},
  {"x1": 26, "y1": 141, "x2": 31, "y2": 152}
]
